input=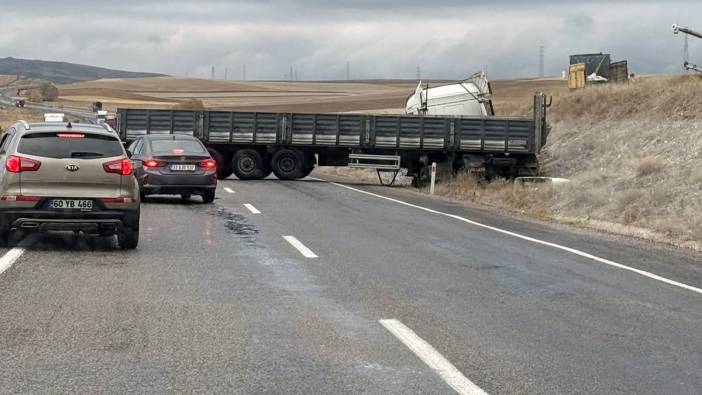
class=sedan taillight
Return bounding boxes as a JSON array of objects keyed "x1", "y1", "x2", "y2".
[
  {"x1": 199, "y1": 159, "x2": 216, "y2": 169},
  {"x1": 144, "y1": 159, "x2": 167, "y2": 169},
  {"x1": 6, "y1": 155, "x2": 41, "y2": 173},
  {"x1": 103, "y1": 158, "x2": 133, "y2": 176}
]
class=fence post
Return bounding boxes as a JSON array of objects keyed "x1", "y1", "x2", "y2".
[{"x1": 430, "y1": 162, "x2": 437, "y2": 195}]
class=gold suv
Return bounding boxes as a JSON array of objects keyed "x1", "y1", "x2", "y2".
[{"x1": 0, "y1": 121, "x2": 140, "y2": 248}]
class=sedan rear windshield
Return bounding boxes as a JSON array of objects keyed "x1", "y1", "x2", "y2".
[
  {"x1": 17, "y1": 132, "x2": 124, "y2": 159},
  {"x1": 150, "y1": 139, "x2": 206, "y2": 154}
]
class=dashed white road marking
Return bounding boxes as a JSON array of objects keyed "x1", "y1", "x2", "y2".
[
  {"x1": 244, "y1": 203, "x2": 261, "y2": 214},
  {"x1": 224, "y1": 187, "x2": 235, "y2": 194},
  {"x1": 0, "y1": 248, "x2": 25, "y2": 277},
  {"x1": 283, "y1": 236, "x2": 318, "y2": 258},
  {"x1": 380, "y1": 319, "x2": 488, "y2": 395},
  {"x1": 309, "y1": 177, "x2": 702, "y2": 296}
]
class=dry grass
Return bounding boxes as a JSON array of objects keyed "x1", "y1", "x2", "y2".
[
  {"x1": 430, "y1": 173, "x2": 556, "y2": 219},
  {"x1": 0, "y1": 105, "x2": 45, "y2": 130},
  {"x1": 537, "y1": 76, "x2": 702, "y2": 245}
]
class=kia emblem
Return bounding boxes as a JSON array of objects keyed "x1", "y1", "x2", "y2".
[{"x1": 66, "y1": 164, "x2": 80, "y2": 172}]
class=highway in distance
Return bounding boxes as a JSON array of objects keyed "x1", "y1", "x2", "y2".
[{"x1": 0, "y1": 176, "x2": 701, "y2": 394}]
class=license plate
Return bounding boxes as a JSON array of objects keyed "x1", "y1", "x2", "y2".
[
  {"x1": 49, "y1": 199, "x2": 93, "y2": 211},
  {"x1": 170, "y1": 164, "x2": 196, "y2": 171}
]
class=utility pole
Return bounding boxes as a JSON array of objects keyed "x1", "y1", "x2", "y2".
[
  {"x1": 684, "y1": 34, "x2": 690, "y2": 73},
  {"x1": 294, "y1": 69, "x2": 298, "y2": 81},
  {"x1": 346, "y1": 61, "x2": 350, "y2": 80},
  {"x1": 289, "y1": 66, "x2": 294, "y2": 81},
  {"x1": 211, "y1": 66, "x2": 215, "y2": 80},
  {"x1": 224, "y1": 67, "x2": 228, "y2": 80},
  {"x1": 539, "y1": 46, "x2": 545, "y2": 78},
  {"x1": 243, "y1": 64, "x2": 247, "y2": 81},
  {"x1": 416, "y1": 66, "x2": 421, "y2": 80}
]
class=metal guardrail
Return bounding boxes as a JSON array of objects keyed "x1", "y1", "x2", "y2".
[{"x1": 348, "y1": 154, "x2": 401, "y2": 170}]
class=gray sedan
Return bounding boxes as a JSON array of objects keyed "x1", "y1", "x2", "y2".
[{"x1": 127, "y1": 135, "x2": 217, "y2": 203}]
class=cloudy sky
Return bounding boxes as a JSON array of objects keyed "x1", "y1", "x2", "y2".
[{"x1": 1, "y1": 0, "x2": 701, "y2": 80}]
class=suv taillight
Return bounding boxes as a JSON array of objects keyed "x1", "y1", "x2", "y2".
[
  {"x1": 103, "y1": 158, "x2": 133, "y2": 176},
  {"x1": 6, "y1": 155, "x2": 41, "y2": 173}
]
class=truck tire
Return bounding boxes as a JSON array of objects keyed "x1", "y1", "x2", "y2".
[
  {"x1": 232, "y1": 149, "x2": 266, "y2": 180},
  {"x1": 207, "y1": 148, "x2": 228, "y2": 179},
  {"x1": 271, "y1": 148, "x2": 305, "y2": 180},
  {"x1": 0, "y1": 222, "x2": 9, "y2": 248},
  {"x1": 300, "y1": 153, "x2": 316, "y2": 178}
]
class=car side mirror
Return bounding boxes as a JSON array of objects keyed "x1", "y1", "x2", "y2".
[{"x1": 125, "y1": 149, "x2": 132, "y2": 158}]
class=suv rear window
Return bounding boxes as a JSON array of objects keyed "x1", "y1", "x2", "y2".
[
  {"x1": 150, "y1": 139, "x2": 206, "y2": 154},
  {"x1": 17, "y1": 132, "x2": 124, "y2": 159}
]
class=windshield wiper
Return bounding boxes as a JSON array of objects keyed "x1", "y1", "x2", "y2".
[{"x1": 70, "y1": 151, "x2": 104, "y2": 158}]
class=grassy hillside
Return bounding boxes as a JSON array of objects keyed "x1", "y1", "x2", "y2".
[
  {"x1": 0, "y1": 57, "x2": 164, "y2": 83},
  {"x1": 429, "y1": 76, "x2": 702, "y2": 248}
]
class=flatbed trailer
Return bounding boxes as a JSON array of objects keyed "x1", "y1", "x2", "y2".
[{"x1": 117, "y1": 93, "x2": 550, "y2": 185}]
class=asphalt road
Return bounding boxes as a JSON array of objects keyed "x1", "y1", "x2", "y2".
[{"x1": 1, "y1": 175, "x2": 701, "y2": 394}]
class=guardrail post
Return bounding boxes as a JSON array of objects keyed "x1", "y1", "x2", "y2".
[{"x1": 430, "y1": 162, "x2": 437, "y2": 195}]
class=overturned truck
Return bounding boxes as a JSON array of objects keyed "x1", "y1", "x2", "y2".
[{"x1": 116, "y1": 93, "x2": 550, "y2": 185}]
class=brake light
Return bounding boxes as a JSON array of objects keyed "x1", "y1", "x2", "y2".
[
  {"x1": 199, "y1": 159, "x2": 216, "y2": 169},
  {"x1": 6, "y1": 155, "x2": 41, "y2": 173},
  {"x1": 0, "y1": 195, "x2": 41, "y2": 202},
  {"x1": 144, "y1": 159, "x2": 166, "y2": 168},
  {"x1": 172, "y1": 148, "x2": 185, "y2": 155},
  {"x1": 57, "y1": 133, "x2": 85, "y2": 138},
  {"x1": 103, "y1": 158, "x2": 133, "y2": 176}
]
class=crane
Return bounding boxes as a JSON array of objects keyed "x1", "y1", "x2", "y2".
[{"x1": 673, "y1": 24, "x2": 702, "y2": 72}]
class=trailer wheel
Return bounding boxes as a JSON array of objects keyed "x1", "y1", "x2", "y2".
[
  {"x1": 207, "y1": 148, "x2": 227, "y2": 179},
  {"x1": 271, "y1": 148, "x2": 305, "y2": 180},
  {"x1": 300, "y1": 153, "x2": 316, "y2": 178},
  {"x1": 232, "y1": 149, "x2": 266, "y2": 180}
]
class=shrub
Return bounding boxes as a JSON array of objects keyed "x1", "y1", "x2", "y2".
[
  {"x1": 174, "y1": 99, "x2": 205, "y2": 110},
  {"x1": 38, "y1": 82, "x2": 59, "y2": 101},
  {"x1": 637, "y1": 156, "x2": 663, "y2": 177}
]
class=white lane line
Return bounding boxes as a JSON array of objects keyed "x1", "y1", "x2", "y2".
[
  {"x1": 224, "y1": 187, "x2": 235, "y2": 194},
  {"x1": 244, "y1": 203, "x2": 261, "y2": 214},
  {"x1": 310, "y1": 178, "x2": 702, "y2": 296},
  {"x1": 283, "y1": 236, "x2": 318, "y2": 258},
  {"x1": 380, "y1": 319, "x2": 488, "y2": 395},
  {"x1": 0, "y1": 248, "x2": 25, "y2": 277}
]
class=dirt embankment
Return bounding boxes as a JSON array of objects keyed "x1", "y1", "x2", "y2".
[{"x1": 424, "y1": 76, "x2": 702, "y2": 249}]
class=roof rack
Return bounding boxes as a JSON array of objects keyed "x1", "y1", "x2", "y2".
[
  {"x1": 99, "y1": 122, "x2": 115, "y2": 133},
  {"x1": 18, "y1": 120, "x2": 30, "y2": 130}
]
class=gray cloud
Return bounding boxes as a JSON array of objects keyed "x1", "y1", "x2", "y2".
[{"x1": 0, "y1": 1, "x2": 700, "y2": 80}]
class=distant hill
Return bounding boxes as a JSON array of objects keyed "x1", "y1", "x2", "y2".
[{"x1": 0, "y1": 57, "x2": 165, "y2": 83}]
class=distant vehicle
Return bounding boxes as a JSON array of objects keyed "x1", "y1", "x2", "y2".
[
  {"x1": 44, "y1": 113, "x2": 66, "y2": 122},
  {"x1": 127, "y1": 135, "x2": 217, "y2": 202},
  {"x1": 105, "y1": 114, "x2": 117, "y2": 130},
  {"x1": 91, "y1": 101, "x2": 103, "y2": 112},
  {"x1": 0, "y1": 120, "x2": 140, "y2": 248},
  {"x1": 12, "y1": 98, "x2": 26, "y2": 108},
  {"x1": 96, "y1": 110, "x2": 108, "y2": 123},
  {"x1": 405, "y1": 71, "x2": 495, "y2": 117}
]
